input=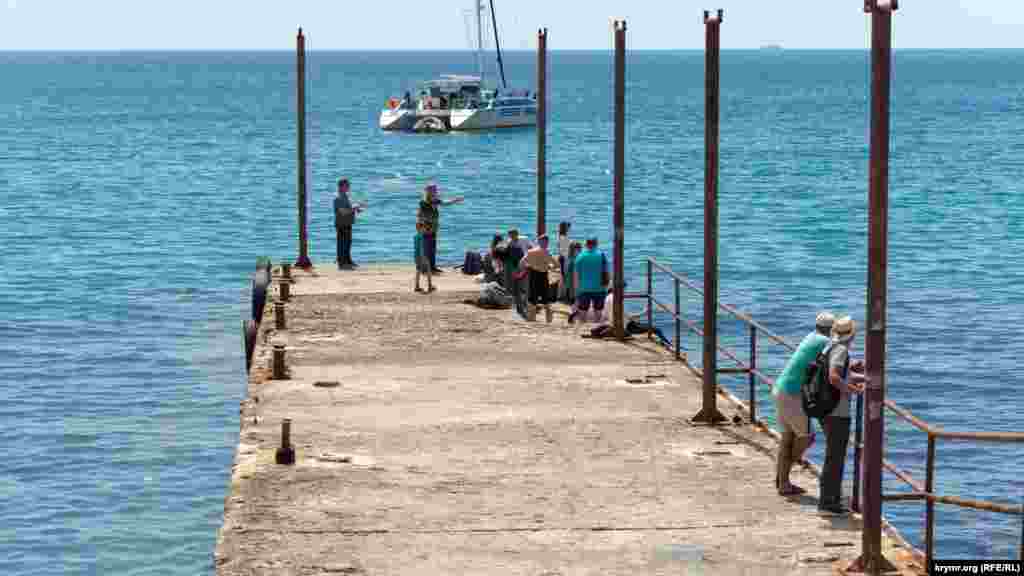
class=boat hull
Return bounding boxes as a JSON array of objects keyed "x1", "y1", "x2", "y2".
[
  {"x1": 379, "y1": 109, "x2": 454, "y2": 131},
  {"x1": 449, "y1": 107, "x2": 536, "y2": 131}
]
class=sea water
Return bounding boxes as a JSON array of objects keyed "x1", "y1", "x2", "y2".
[{"x1": 1, "y1": 49, "x2": 1022, "y2": 574}]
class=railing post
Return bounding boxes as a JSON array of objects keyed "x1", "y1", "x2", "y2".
[
  {"x1": 925, "y1": 434, "x2": 936, "y2": 567},
  {"x1": 692, "y1": 8, "x2": 726, "y2": 425},
  {"x1": 647, "y1": 259, "x2": 654, "y2": 340},
  {"x1": 853, "y1": 392, "x2": 864, "y2": 513},
  {"x1": 854, "y1": 1, "x2": 897, "y2": 574},
  {"x1": 748, "y1": 324, "x2": 757, "y2": 424},
  {"x1": 674, "y1": 278, "x2": 681, "y2": 360}
]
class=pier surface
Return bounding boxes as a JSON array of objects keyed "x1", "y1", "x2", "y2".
[{"x1": 215, "y1": 264, "x2": 916, "y2": 575}]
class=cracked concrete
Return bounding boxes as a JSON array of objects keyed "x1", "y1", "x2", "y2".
[{"x1": 215, "y1": 264, "x2": 921, "y2": 576}]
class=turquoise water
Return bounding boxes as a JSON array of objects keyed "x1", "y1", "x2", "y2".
[{"x1": 1, "y1": 50, "x2": 1022, "y2": 573}]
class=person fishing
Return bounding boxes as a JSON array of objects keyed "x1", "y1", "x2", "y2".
[{"x1": 418, "y1": 184, "x2": 464, "y2": 273}]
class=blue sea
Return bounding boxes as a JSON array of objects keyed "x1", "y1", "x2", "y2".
[{"x1": 1, "y1": 49, "x2": 1022, "y2": 574}]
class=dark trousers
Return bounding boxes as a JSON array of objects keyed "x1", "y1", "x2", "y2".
[
  {"x1": 818, "y1": 415, "x2": 852, "y2": 507},
  {"x1": 503, "y1": 266, "x2": 525, "y2": 317},
  {"x1": 337, "y1": 225, "x2": 353, "y2": 265},
  {"x1": 428, "y1": 232, "x2": 438, "y2": 270}
]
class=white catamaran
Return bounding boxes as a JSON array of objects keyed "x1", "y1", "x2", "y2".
[{"x1": 378, "y1": 0, "x2": 536, "y2": 133}]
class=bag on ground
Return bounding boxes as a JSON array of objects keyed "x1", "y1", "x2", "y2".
[
  {"x1": 479, "y1": 282, "x2": 512, "y2": 308},
  {"x1": 462, "y1": 251, "x2": 483, "y2": 275}
]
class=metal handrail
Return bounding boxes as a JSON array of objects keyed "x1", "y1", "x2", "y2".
[{"x1": 641, "y1": 256, "x2": 1024, "y2": 566}]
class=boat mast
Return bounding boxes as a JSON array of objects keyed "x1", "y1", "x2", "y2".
[
  {"x1": 475, "y1": 0, "x2": 485, "y2": 86},
  {"x1": 488, "y1": 0, "x2": 508, "y2": 90}
]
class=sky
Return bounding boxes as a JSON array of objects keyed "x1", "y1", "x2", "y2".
[{"x1": 0, "y1": 0, "x2": 1020, "y2": 50}]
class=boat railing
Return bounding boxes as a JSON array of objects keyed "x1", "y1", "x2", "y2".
[{"x1": 637, "y1": 256, "x2": 1024, "y2": 566}]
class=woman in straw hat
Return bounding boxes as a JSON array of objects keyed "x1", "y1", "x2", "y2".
[{"x1": 817, "y1": 315, "x2": 868, "y2": 515}]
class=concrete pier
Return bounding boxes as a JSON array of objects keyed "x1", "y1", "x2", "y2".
[{"x1": 215, "y1": 264, "x2": 919, "y2": 575}]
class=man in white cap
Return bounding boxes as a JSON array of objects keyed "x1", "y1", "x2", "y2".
[
  {"x1": 772, "y1": 311, "x2": 834, "y2": 496},
  {"x1": 817, "y1": 315, "x2": 867, "y2": 514}
]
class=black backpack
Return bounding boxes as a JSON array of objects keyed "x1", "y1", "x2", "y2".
[
  {"x1": 462, "y1": 251, "x2": 482, "y2": 275},
  {"x1": 801, "y1": 344, "x2": 841, "y2": 419}
]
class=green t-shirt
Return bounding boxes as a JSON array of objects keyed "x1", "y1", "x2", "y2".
[{"x1": 773, "y1": 332, "x2": 829, "y2": 396}]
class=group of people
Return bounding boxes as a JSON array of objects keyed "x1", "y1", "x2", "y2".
[{"x1": 774, "y1": 312, "x2": 868, "y2": 515}]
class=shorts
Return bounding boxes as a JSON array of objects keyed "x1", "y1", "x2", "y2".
[
  {"x1": 775, "y1": 392, "x2": 810, "y2": 437},
  {"x1": 528, "y1": 270, "x2": 549, "y2": 305},
  {"x1": 575, "y1": 292, "x2": 605, "y2": 311}
]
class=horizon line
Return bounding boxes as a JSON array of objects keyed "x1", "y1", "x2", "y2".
[{"x1": 3, "y1": 47, "x2": 1023, "y2": 52}]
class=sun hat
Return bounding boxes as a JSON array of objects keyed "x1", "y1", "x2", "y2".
[
  {"x1": 831, "y1": 316, "x2": 856, "y2": 343},
  {"x1": 815, "y1": 311, "x2": 836, "y2": 330}
]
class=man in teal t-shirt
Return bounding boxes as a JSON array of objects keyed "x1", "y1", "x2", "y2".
[
  {"x1": 773, "y1": 312, "x2": 833, "y2": 496},
  {"x1": 570, "y1": 238, "x2": 607, "y2": 323}
]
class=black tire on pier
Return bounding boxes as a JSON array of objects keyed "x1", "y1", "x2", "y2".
[
  {"x1": 243, "y1": 319, "x2": 257, "y2": 372},
  {"x1": 252, "y1": 272, "x2": 269, "y2": 325}
]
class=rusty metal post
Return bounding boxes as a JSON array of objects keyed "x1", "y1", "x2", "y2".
[
  {"x1": 282, "y1": 262, "x2": 292, "y2": 281},
  {"x1": 295, "y1": 28, "x2": 312, "y2": 269},
  {"x1": 272, "y1": 344, "x2": 287, "y2": 379},
  {"x1": 853, "y1": 392, "x2": 864, "y2": 513},
  {"x1": 853, "y1": 1, "x2": 898, "y2": 574},
  {"x1": 749, "y1": 325, "x2": 757, "y2": 424},
  {"x1": 275, "y1": 418, "x2": 295, "y2": 465},
  {"x1": 536, "y1": 28, "x2": 547, "y2": 238},
  {"x1": 274, "y1": 301, "x2": 286, "y2": 330},
  {"x1": 647, "y1": 259, "x2": 654, "y2": 340},
  {"x1": 692, "y1": 9, "x2": 726, "y2": 425},
  {"x1": 925, "y1": 434, "x2": 936, "y2": 566},
  {"x1": 612, "y1": 20, "x2": 626, "y2": 340},
  {"x1": 674, "y1": 279, "x2": 681, "y2": 360},
  {"x1": 279, "y1": 280, "x2": 290, "y2": 302}
]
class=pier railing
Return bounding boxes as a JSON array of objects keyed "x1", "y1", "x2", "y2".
[{"x1": 639, "y1": 256, "x2": 1024, "y2": 566}]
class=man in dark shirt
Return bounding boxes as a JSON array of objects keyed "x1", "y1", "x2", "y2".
[{"x1": 334, "y1": 179, "x2": 363, "y2": 269}]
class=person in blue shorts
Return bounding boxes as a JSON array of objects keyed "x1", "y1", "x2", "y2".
[
  {"x1": 569, "y1": 237, "x2": 608, "y2": 323},
  {"x1": 413, "y1": 226, "x2": 434, "y2": 293}
]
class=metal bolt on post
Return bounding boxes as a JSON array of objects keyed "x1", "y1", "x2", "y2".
[{"x1": 272, "y1": 344, "x2": 288, "y2": 380}]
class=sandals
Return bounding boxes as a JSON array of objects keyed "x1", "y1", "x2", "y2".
[{"x1": 778, "y1": 484, "x2": 806, "y2": 496}]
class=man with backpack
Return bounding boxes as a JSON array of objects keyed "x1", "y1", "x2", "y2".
[
  {"x1": 817, "y1": 315, "x2": 867, "y2": 514},
  {"x1": 772, "y1": 312, "x2": 834, "y2": 496}
]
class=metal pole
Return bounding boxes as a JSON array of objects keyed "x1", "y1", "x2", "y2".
[
  {"x1": 647, "y1": 259, "x2": 654, "y2": 340},
  {"x1": 854, "y1": 1, "x2": 897, "y2": 573},
  {"x1": 853, "y1": 392, "x2": 864, "y2": 513},
  {"x1": 749, "y1": 325, "x2": 757, "y2": 424},
  {"x1": 613, "y1": 21, "x2": 626, "y2": 340},
  {"x1": 295, "y1": 28, "x2": 312, "y2": 269},
  {"x1": 692, "y1": 9, "x2": 726, "y2": 425},
  {"x1": 674, "y1": 279, "x2": 681, "y2": 360},
  {"x1": 925, "y1": 434, "x2": 936, "y2": 567},
  {"x1": 537, "y1": 28, "x2": 547, "y2": 239}
]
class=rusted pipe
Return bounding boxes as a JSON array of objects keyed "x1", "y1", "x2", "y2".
[
  {"x1": 646, "y1": 259, "x2": 654, "y2": 340},
  {"x1": 295, "y1": 27, "x2": 311, "y2": 269},
  {"x1": 612, "y1": 20, "x2": 626, "y2": 340},
  {"x1": 925, "y1": 434, "x2": 936, "y2": 566},
  {"x1": 883, "y1": 399, "x2": 936, "y2": 435},
  {"x1": 279, "y1": 280, "x2": 290, "y2": 302},
  {"x1": 536, "y1": 28, "x2": 547, "y2": 238},
  {"x1": 674, "y1": 279, "x2": 681, "y2": 360},
  {"x1": 274, "y1": 301, "x2": 286, "y2": 330},
  {"x1": 282, "y1": 262, "x2": 292, "y2": 280},
  {"x1": 275, "y1": 418, "x2": 295, "y2": 465},
  {"x1": 693, "y1": 8, "x2": 726, "y2": 426},
  {"x1": 749, "y1": 325, "x2": 757, "y2": 424},
  {"x1": 853, "y1": 393, "x2": 864, "y2": 513},
  {"x1": 272, "y1": 344, "x2": 287, "y2": 379}
]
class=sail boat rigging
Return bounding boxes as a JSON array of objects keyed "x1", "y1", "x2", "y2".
[{"x1": 488, "y1": 0, "x2": 507, "y2": 90}]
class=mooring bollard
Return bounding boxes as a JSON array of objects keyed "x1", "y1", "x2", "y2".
[
  {"x1": 282, "y1": 262, "x2": 292, "y2": 281},
  {"x1": 275, "y1": 418, "x2": 295, "y2": 465},
  {"x1": 274, "y1": 301, "x2": 286, "y2": 330},
  {"x1": 279, "y1": 280, "x2": 290, "y2": 302},
  {"x1": 272, "y1": 344, "x2": 287, "y2": 379}
]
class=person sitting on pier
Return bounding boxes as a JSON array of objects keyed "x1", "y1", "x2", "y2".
[
  {"x1": 569, "y1": 237, "x2": 608, "y2": 324},
  {"x1": 773, "y1": 312, "x2": 834, "y2": 497},
  {"x1": 817, "y1": 315, "x2": 867, "y2": 515},
  {"x1": 519, "y1": 234, "x2": 559, "y2": 323}
]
